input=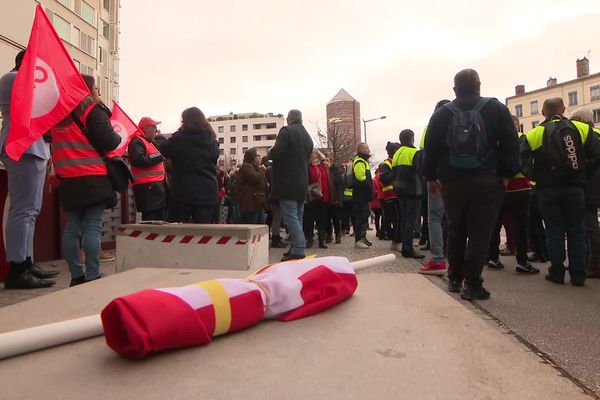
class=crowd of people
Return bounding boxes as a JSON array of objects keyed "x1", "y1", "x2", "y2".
[{"x1": 1, "y1": 48, "x2": 599, "y2": 300}]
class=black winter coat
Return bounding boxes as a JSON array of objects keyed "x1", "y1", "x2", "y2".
[
  {"x1": 268, "y1": 122, "x2": 313, "y2": 202},
  {"x1": 56, "y1": 99, "x2": 121, "y2": 212},
  {"x1": 159, "y1": 127, "x2": 219, "y2": 206}
]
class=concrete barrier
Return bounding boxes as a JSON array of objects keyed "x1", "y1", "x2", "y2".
[{"x1": 116, "y1": 223, "x2": 268, "y2": 272}]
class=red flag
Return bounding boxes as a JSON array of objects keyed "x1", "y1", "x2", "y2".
[
  {"x1": 6, "y1": 5, "x2": 90, "y2": 161},
  {"x1": 109, "y1": 101, "x2": 140, "y2": 157}
]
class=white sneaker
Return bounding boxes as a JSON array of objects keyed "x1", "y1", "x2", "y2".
[{"x1": 354, "y1": 240, "x2": 369, "y2": 249}]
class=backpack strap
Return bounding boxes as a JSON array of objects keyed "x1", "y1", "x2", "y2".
[
  {"x1": 443, "y1": 102, "x2": 461, "y2": 115},
  {"x1": 473, "y1": 97, "x2": 493, "y2": 112}
]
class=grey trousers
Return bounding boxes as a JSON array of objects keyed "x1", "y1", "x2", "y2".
[{"x1": 1, "y1": 155, "x2": 47, "y2": 262}]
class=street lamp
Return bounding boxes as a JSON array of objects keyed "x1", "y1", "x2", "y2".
[{"x1": 362, "y1": 116, "x2": 386, "y2": 143}]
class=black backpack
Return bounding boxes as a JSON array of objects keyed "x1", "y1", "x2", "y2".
[
  {"x1": 444, "y1": 97, "x2": 492, "y2": 170},
  {"x1": 541, "y1": 115, "x2": 584, "y2": 179}
]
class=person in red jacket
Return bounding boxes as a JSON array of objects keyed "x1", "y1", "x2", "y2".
[
  {"x1": 303, "y1": 150, "x2": 331, "y2": 249},
  {"x1": 369, "y1": 169, "x2": 384, "y2": 239},
  {"x1": 128, "y1": 117, "x2": 167, "y2": 221}
]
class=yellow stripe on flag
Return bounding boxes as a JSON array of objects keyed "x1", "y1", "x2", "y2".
[{"x1": 196, "y1": 280, "x2": 231, "y2": 336}]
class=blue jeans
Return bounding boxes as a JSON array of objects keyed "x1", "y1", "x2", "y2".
[
  {"x1": 537, "y1": 185, "x2": 587, "y2": 281},
  {"x1": 63, "y1": 204, "x2": 105, "y2": 280},
  {"x1": 279, "y1": 200, "x2": 305, "y2": 256},
  {"x1": 240, "y1": 209, "x2": 266, "y2": 224},
  {"x1": 428, "y1": 193, "x2": 445, "y2": 262}
]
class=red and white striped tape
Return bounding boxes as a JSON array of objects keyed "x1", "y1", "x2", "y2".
[{"x1": 117, "y1": 227, "x2": 262, "y2": 245}]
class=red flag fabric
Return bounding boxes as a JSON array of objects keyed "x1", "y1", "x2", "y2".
[
  {"x1": 6, "y1": 5, "x2": 89, "y2": 161},
  {"x1": 100, "y1": 256, "x2": 357, "y2": 359},
  {"x1": 108, "y1": 101, "x2": 140, "y2": 157}
]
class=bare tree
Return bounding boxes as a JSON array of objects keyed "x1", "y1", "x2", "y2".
[{"x1": 327, "y1": 123, "x2": 356, "y2": 166}]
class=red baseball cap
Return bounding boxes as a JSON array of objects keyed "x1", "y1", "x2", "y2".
[{"x1": 138, "y1": 117, "x2": 161, "y2": 130}]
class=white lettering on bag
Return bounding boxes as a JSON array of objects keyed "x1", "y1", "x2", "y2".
[{"x1": 563, "y1": 135, "x2": 579, "y2": 169}]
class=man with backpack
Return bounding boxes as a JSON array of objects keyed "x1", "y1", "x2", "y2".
[
  {"x1": 423, "y1": 69, "x2": 520, "y2": 301},
  {"x1": 521, "y1": 98, "x2": 600, "y2": 286}
]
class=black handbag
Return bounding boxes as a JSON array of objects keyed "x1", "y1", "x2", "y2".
[{"x1": 103, "y1": 156, "x2": 134, "y2": 192}]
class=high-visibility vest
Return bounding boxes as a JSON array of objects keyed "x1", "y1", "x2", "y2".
[
  {"x1": 130, "y1": 136, "x2": 166, "y2": 185},
  {"x1": 51, "y1": 103, "x2": 107, "y2": 178},
  {"x1": 381, "y1": 158, "x2": 396, "y2": 200}
]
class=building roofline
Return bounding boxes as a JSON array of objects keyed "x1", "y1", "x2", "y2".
[{"x1": 506, "y1": 72, "x2": 600, "y2": 101}]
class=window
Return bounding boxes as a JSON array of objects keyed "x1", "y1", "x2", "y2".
[
  {"x1": 242, "y1": 124, "x2": 248, "y2": 131},
  {"x1": 265, "y1": 123, "x2": 276, "y2": 129},
  {"x1": 100, "y1": 19, "x2": 109, "y2": 39},
  {"x1": 519, "y1": 124, "x2": 524, "y2": 133},
  {"x1": 568, "y1": 91, "x2": 578, "y2": 107},
  {"x1": 79, "y1": 31, "x2": 95, "y2": 56},
  {"x1": 532, "y1": 120, "x2": 539, "y2": 128},
  {"x1": 230, "y1": 148, "x2": 236, "y2": 155},
  {"x1": 73, "y1": 59, "x2": 80, "y2": 70},
  {"x1": 242, "y1": 136, "x2": 248, "y2": 143},
  {"x1": 591, "y1": 86, "x2": 600, "y2": 102},
  {"x1": 103, "y1": 0, "x2": 110, "y2": 11},
  {"x1": 218, "y1": 159, "x2": 225, "y2": 167},
  {"x1": 253, "y1": 124, "x2": 262, "y2": 130},
  {"x1": 242, "y1": 147, "x2": 248, "y2": 153},
  {"x1": 266, "y1": 134, "x2": 276, "y2": 140},
  {"x1": 593, "y1": 109, "x2": 600, "y2": 124},
  {"x1": 218, "y1": 126, "x2": 224, "y2": 133},
  {"x1": 52, "y1": 14, "x2": 71, "y2": 42},
  {"x1": 218, "y1": 137, "x2": 224, "y2": 144},
  {"x1": 253, "y1": 135, "x2": 262, "y2": 141},
  {"x1": 230, "y1": 137, "x2": 236, "y2": 143},
  {"x1": 530, "y1": 100, "x2": 539, "y2": 115},
  {"x1": 515, "y1": 104, "x2": 523, "y2": 118},
  {"x1": 230, "y1": 125, "x2": 236, "y2": 132},
  {"x1": 99, "y1": 46, "x2": 107, "y2": 64},
  {"x1": 80, "y1": 1, "x2": 95, "y2": 25},
  {"x1": 58, "y1": 0, "x2": 71, "y2": 7},
  {"x1": 74, "y1": 27, "x2": 80, "y2": 47},
  {"x1": 219, "y1": 148, "x2": 224, "y2": 155}
]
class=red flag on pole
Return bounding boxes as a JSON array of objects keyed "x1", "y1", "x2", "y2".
[
  {"x1": 109, "y1": 101, "x2": 140, "y2": 157},
  {"x1": 6, "y1": 5, "x2": 90, "y2": 161}
]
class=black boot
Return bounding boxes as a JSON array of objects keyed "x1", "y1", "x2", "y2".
[
  {"x1": 335, "y1": 234, "x2": 342, "y2": 244},
  {"x1": 270, "y1": 235, "x2": 286, "y2": 248},
  {"x1": 306, "y1": 238, "x2": 313, "y2": 249},
  {"x1": 318, "y1": 240, "x2": 328, "y2": 249},
  {"x1": 26, "y1": 257, "x2": 59, "y2": 279},
  {"x1": 4, "y1": 261, "x2": 55, "y2": 289}
]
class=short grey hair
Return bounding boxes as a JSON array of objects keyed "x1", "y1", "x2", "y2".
[
  {"x1": 287, "y1": 109, "x2": 302, "y2": 124},
  {"x1": 570, "y1": 108, "x2": 594, "y2": 125}
]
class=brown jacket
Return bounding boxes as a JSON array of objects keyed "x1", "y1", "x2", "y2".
[{"x1": 236, "y1": 162, "x2": 267, "y2": 213}]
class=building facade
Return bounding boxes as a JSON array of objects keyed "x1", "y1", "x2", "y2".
[
  {"x1": 326, "y1": 89, "x2": 361, "y2": 164},
  {"x1": 506, "y1": 58, "x2": 600, "y2": 131},
  {"x1": 0, "y1": 0, "x2": 123, "y2": 262},
  {"x1": 208, "y1": 112, "x2": 285, "y2": 169}
]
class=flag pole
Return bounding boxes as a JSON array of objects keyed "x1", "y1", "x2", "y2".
[{"x1": 0, "y1": 254, "x2": 397, "y2": 360}]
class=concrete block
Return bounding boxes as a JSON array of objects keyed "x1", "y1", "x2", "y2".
[{"x1": 116, "y1": 223, "x2": 268, "y2": 272}]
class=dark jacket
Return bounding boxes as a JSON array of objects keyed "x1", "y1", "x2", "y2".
[
  {"x1": 392, "y1": 146, "x2": 423, "y2": 197},
  {"x1": 159, "y1": 127, "x2": 219, "y2": 206},
  {"x1": 268, "y1": 122, "x2": 313, "y2": 202},
  {"x1": 423, "y1": 95, "x2": 520, "y2": 183},
  {"x1": 329, "y1": 164, "x2": 344, "y2": 206},
  {"x1": 128, "y1": 136, "x2": 168, "y2": 212},
  {"x1": 237, "y1": 162, "x2": 267, "y2": 213},
  {"x1": 57, "y1": 99, "x2": 121, "y2": 211}
]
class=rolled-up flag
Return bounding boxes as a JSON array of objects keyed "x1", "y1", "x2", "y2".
[{"x1": 101, "y1": 256, "x2": 357, "y2": 359}]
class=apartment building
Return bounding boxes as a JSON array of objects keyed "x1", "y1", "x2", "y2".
[
  {"x1": 506, "y1": 58, "x2": 600, "y2": 131},
  {"x1": 208, "y1": 112, "x2": 284, "y2": 169},
  {"x1": 0, "y1": 0, "x2": 120, "y2": 105}
]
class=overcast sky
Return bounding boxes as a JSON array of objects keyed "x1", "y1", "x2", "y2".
[{"x1": 119, "y1": 0, "x2": 600, "y2": 162}]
